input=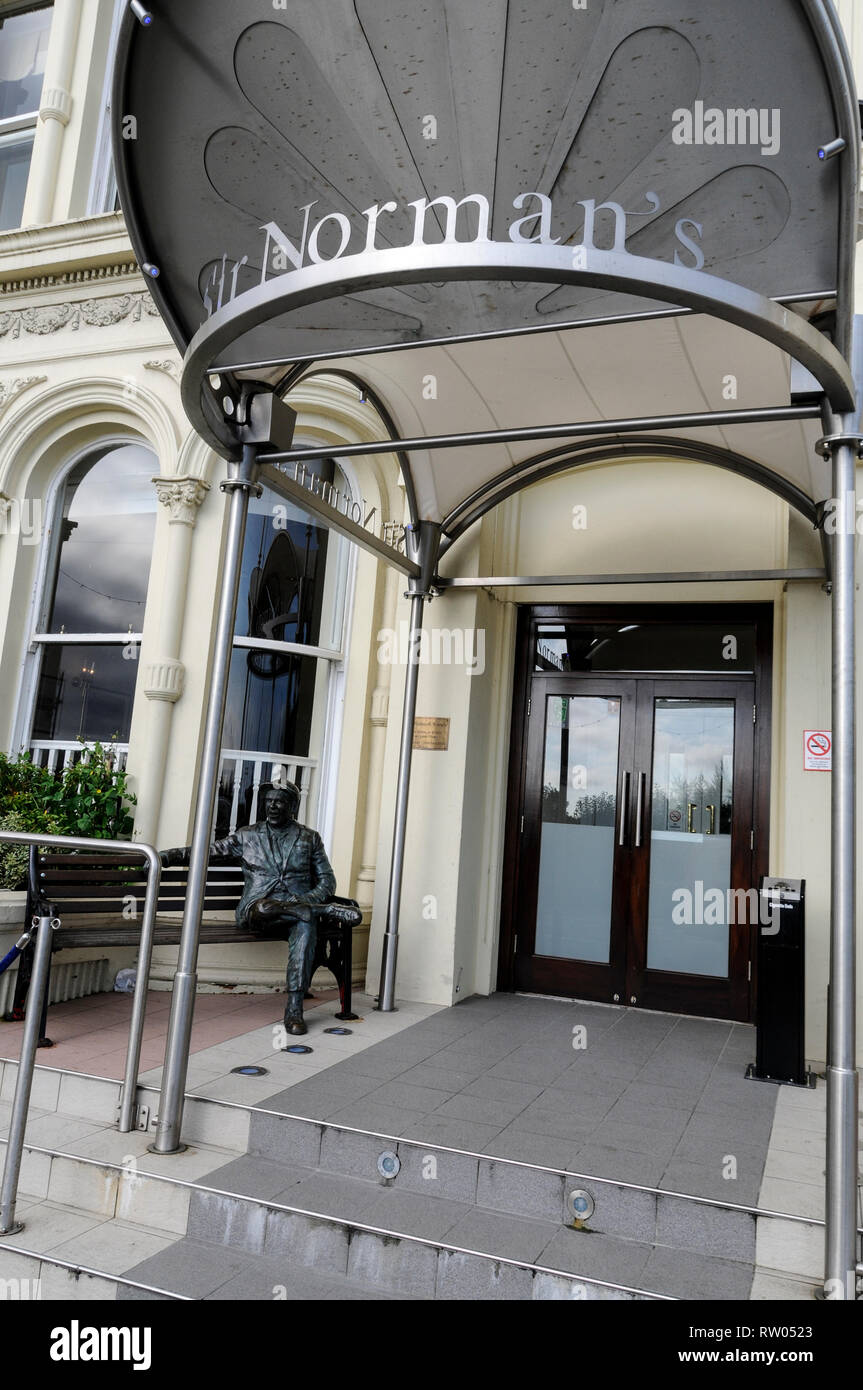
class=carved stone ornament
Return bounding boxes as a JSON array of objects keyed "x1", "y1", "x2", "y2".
[
  {"x1": 0, "y1": 376, "x2": 47, "y2": 418},
  {"x1": 153, "y1": 475, "x2": 211, "y2": 526},
  {"x1": 0, "y1": 291, "x2": 161, "y2": 340},
  {"x1": 143, "y1": 658, "x2": 185, "y2": 703},
  {"x1": 144, "y1": 359, "x2": 180, "y2": 380}
]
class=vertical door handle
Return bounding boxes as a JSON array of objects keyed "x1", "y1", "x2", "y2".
[
  {"x1": 707, "y1": 804, "x2": 715, "y2": 835},
  {"x1": 634, "y1": 772, "x2": 646, "y2": 847},
  {"x1": 618, "y1": 770, "x2": 630, "y2": 847},
  {"x1": 687, "y1": 801, "x2": 697, "y2": 833}
]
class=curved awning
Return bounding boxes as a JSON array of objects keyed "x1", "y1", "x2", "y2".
[{"x1": 113, "y1": 0, "x2": 859, "y2": 532}]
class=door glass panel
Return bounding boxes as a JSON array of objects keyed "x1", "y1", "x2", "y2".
[
  {"x1": 647, "y1": 699, "x2": 735, "y2": 977},
  {"x1": 535, "y1": 695, "x2": 621, "y2": 963}
]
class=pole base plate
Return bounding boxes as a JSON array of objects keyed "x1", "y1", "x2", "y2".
[{"x1": 146, "y1": 1142, "x2": 188, "y2": 1155}]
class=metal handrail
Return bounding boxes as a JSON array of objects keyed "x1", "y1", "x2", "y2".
[{"x1": 0, "y1": 831, "x2": 161, "y2": 1232}]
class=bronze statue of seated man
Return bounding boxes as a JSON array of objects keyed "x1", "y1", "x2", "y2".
[{"x1": 161, "y1": 782, "x2": 336, "y2": 1036}]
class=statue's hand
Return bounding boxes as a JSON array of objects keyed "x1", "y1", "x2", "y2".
[{"x1": 253, "y1": 897, "x2": 284, "y2": 919}]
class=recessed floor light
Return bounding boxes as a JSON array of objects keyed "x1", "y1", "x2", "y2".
[
  {"x1": 230, "y1": 1065, "x2": 269, "y2": 1076},
  {"x1": 282, "y1": 1044, "x2": 313, "y2": 1054}
]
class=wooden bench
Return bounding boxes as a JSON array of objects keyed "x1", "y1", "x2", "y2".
[{"x1": 7, "y1": 849, "x2": 363, "y2": 1028}]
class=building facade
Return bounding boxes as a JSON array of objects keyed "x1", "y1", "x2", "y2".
[{"x1": 0, "y1": 0, "x2": 862, "y2": 1068}]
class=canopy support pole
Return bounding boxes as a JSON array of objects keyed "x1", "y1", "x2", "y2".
[
  {"x1": 824, "y1": 414, "x2": 860, "y2": 1299},
  {"x1": 377, "y1": 521, "x2": 442, "y2": 1012},
  {"x1": 152, "y1": 445, "x2": 263, "y2": 1154}
]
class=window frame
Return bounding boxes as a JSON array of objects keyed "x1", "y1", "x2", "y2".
[
  {"x1": 0, "y1": 1, "x2": 54, "y2": 229},
  {"x1": 10, "y1": 434, "x2": 157, "y2": 759},
  {"x1": 222, "y1": 454, "x2": 359, "y2": 833}
]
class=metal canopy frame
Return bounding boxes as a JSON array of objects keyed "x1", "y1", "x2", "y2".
[{"x1": 111, "y1": 0, "x2": 859, "y2": 1299}]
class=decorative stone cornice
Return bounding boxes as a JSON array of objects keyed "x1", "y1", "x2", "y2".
[
  {"x1": 0, "y1": 263, "x2": 138, "y2": 296},
  {"x1": 0, "y1": 376, "x2": 47, "y2": 418},
  {"x1": 0, "y1": 290, "x2": 159, "y2": 340},
  {"x1": 143, "y1": 659, "x2": 185, "y2": 704},
  {"x1": 39, "y1": 86, "x2": 73, "y2": 126},
  {"x1": 153, "y1": 475, "x2": 211, "y2": 526},
  {"x1": 0, "y1": 492, "x2": 11, "y2": 522}
]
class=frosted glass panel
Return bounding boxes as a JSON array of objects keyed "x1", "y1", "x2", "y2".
[
  {"x1": 646, "y1": 700, "x2": 735, "y2": 977},
  {"x1": 535, "y1": 695, "x2": 620, "y2": 962}
]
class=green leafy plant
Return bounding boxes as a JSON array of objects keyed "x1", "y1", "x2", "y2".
[{"x1": 0, "y1": 744, "x2": 136, "y2": 890}]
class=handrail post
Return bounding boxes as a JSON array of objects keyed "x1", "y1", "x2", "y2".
[
  {"x1": 0, "y1": 832, "x2": 161, "y2": 1144},
  {"x1": 118, "y1": 845, "x2": 161, "y2": 1133},
  {"x1": 0, "y1": 907, "x2": 58, "y2": 1234},
  {"x1": 151, "y1": 445, "x2": 262, "y2": 1153}
]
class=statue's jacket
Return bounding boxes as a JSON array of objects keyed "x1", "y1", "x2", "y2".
[{"x1": 212, "y1": 820, "x2": 337, "y2": 928}]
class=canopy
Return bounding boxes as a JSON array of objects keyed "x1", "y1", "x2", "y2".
[{"x1": 113, "y1": 0, "x2": 860, "y2": 532}]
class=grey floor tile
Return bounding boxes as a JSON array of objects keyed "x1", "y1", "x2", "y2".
[
  {"x1": 444, "y1": 1206, "x2": 556, "y2": 1264},
  {"x1": 642, "y1": 1245, "x2": 753, "y2": 1300},
  {"x1": 538, "y1": 1229, "x2": 653, "y2": 1287},
  {"x1": 363, "y1": 1186, "x2": 469, "y2": 1241},
  {"x1": 404, "y1": 1115, "x2": 507, "y2": 1151},
  {"x1": 124, "y1": 1239, "x2": 255, "y2": 1299},
  {"x1": 363, "y1": 1079, "x2": 454, "y2": 1111},
  {"x1": 276, "y1": 1169, "x2": 381, "y2": 1222},
  {"x1": 508, "y1": 1106, "x2": 598, "y2": 1143},
  {"x1": 476, "y1": 1157, "x2": 566, "y2": 1222},
  {"x1": 396, "y1": 1062, "x2": 479, "y2": 1091},
  {"x1": 591, "y1": 1120, "x2": 679, "y2": 1161},
  {"x1": 480, "y1": 1128, "x2": 576, "y2": 1170},
  {"x1": 658, "y1": 1159, "x2": 762, "y2": 1207},
  {"x1": 202, "y1": 1154, "x2": 312, "y2": 1201},
  {"x1": 602, "y1": 1097, "x2": 691, "y2": 1135},
  {"x1": 656, "y1": 1193, "x2": 757, "y2": 1262},
  {"x1": 528, "y1": 1086, "x2": 619, "y2": 1123},
  {"x1": 619, "y1": 1080, "x2": 702, "y2": 1112},
  {"x1": 461, "y1": 1075, "x2": 545, "y2": 1106},
  {"x1": 431, "y1": 1093, "x2": 530, "y2": 1127},
  {"x1": 324, "y1": 1100, "x2": 428, "y2": 1137},
  {"x1": 567, "y1": 1143, "x2": 666, "y2": 1188}
]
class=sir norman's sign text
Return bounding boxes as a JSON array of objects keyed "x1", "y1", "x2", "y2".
[{"x1": 200, "y1": 188, "x2": 706, "y2": 321}]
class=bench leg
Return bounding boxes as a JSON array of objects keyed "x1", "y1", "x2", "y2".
[{"x1": 335, "y1": 925, "x2": 359, "y2": 1022}]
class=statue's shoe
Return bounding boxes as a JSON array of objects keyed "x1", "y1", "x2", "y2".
[{"x1": 283, "y1": 1015, "x2": 307, "y2": 1037}]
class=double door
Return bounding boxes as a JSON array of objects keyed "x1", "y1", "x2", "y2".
[{"x1": 513, "y1": 676, "x2": 756, "y2": 1020}]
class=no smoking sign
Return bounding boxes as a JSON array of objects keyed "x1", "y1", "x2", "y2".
[{"x1": 804, "y1": 730, "x2": 832, "y2": 771}]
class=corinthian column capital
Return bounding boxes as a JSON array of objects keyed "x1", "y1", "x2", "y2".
[{"x1": 153, "y1": 475, "x2": 210, "y2": 526}]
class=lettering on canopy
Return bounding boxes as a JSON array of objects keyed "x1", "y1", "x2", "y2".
[{"x1": 201, "y1": 189, "x2": 705, "y2": 321}]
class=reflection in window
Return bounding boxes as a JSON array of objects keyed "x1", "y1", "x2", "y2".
[
  {"x1": 0, "y1": 5, "x2": 52, "y2": 230},
  {"x1": 221, "y1": 460, "x2": 353, "y2": 831},
  {"x1": 30, "y1": 443, "x2": 157, "y2": 750},
  {"x1": 47, "y1": 446, "x2": 156, "y2": 634}
]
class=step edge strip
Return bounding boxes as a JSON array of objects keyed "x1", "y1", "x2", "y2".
[{"x1": 0, "y1": 1237, "x2": 191, "y2": 1299}]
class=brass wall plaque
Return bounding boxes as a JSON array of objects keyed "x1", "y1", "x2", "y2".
[{"x1": 413, "y1": 717, "x2": 450, "y2": 751}]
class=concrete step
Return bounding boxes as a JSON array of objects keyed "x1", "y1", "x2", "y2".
[{"x1": 0, "y1": 1059, "x2": 833, "y2": 1299}]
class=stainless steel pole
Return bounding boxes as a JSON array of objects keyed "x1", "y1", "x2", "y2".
[
  {"x1": 377, "y1": 523, "x2": 440, "y2": 1012},
  {"x1": 377, "y1": 589, "x2": 425, "y2": 1012},
  {"x1": 152, "y1": 447, "x2": 260, "y2": 1153},
  {"x1": 0, "y1": 910, "x2": 57, "y2": 1234},
  {"x1": 118, "y1": 844, "x2": 162, "y2": 1133},
  {"x1": 824, "y1": 426, "x2": 859, "y2": 1300}
]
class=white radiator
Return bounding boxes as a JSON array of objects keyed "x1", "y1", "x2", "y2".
[{"x1": 0, "y1": 957, "x2": 112, "y2": 1016}]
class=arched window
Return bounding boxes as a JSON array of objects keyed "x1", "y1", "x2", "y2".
[
  {"x1": 217, "y1": 459, "x2": 354, "y2": 834},
  {"x1": 22, "y1": 442, "x2": 157, "y2": 770}
]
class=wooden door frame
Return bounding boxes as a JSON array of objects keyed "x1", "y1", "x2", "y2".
[{"x1": 496, "y1": 602, "x2": 773, "y2": 1023}]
